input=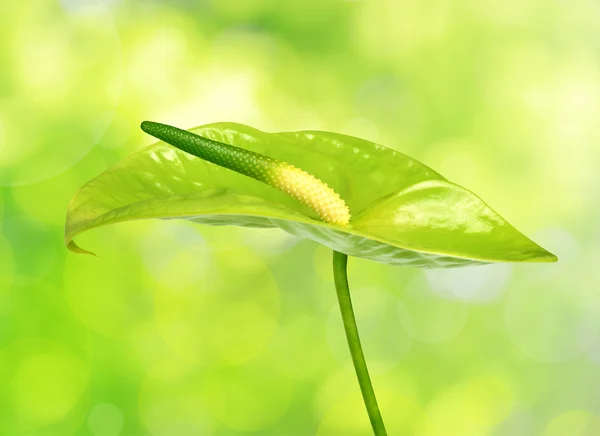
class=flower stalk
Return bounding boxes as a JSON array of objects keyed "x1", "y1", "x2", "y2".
[{"x1": 332, "y1": 250, "x2": 387, "y2": 436}]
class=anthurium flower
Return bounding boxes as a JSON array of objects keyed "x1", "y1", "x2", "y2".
[
  {"x1": 65, "y1": 122, "x2": 556, "y2": 267},
  {"x1": 64, "y1": 121, "x2": 557, "y2": 436}
]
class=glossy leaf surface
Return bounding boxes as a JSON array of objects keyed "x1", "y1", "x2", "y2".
[{"x1": 65, "y1": 123, "x2": 556, "y2": 267}]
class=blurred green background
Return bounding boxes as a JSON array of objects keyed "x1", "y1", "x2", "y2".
[{"x1": 1, "y1": 0, "x2": 599, "y2": 435}]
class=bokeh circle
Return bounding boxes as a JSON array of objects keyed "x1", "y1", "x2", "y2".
[{"x1": 0, "y1": 0, "x2": 122, "y2": 186}]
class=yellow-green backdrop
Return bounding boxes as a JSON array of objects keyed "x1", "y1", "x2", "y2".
[{"x1": 1, "y1": 0, "x2": 599, "y2": 435}]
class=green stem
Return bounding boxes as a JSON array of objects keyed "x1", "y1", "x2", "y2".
[{"x1": 332, "y1": 251, "x2": 387, "y2": 436}]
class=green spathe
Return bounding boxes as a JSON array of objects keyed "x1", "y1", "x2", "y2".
[{"x1": 65, "y1": 122, "x2": 556, "y2": 267}]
